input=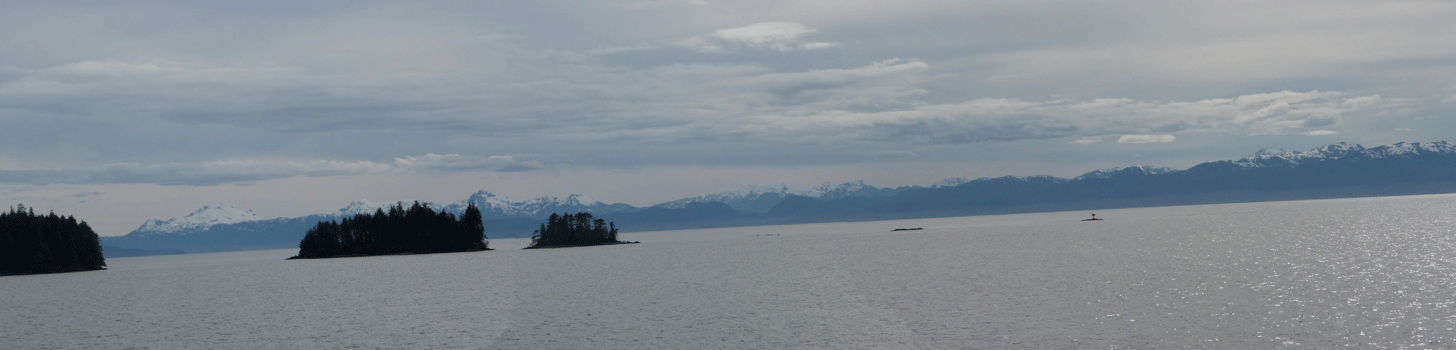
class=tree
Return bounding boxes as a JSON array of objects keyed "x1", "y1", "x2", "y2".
[
  {"x1": 0, "y1": 204, "x2": 105, "y2": 275},
  {"x1": 291, "y1": 202, "x2": 491, "y2": 259},
  {"x1": 525, "y1": 212, "x2": 631, "y2": 249}
]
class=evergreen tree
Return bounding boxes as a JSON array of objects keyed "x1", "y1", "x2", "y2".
[
  {"x1": 0, "y1": 204, "x2": 106, "y2": 275},
  {"x1": 525, "y1": 212, "x2": 630, "y2": 249},
  {"x1": 291, "y1": 201, "x2": 491, "y2": 259}
]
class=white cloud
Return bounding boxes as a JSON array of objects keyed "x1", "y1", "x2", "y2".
[
  {"x1": 1305, "y1": 130, "x2": 1338, "y2": 136},
  {"x1": 678, "y1": 22, "x2": 840, "y2": 53},
  {"x1": 801, "y1": 42, "x2": 842, "y2": 50},
  {"x1": 1071, "y1": 137, "x2": 1102, "y2": 145},
  {"x1": 1117, "y1": 135, "x2": 1176, "y2": 144}
]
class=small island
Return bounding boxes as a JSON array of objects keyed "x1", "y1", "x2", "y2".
[
  {"x1": 526, "y1": 212, "x2": 637, "y2": 249},
  {"x1": 2, "y1": 204, "x2": 106, "y2": 275},
  {"x1": 291, "y1": 201, "x2": 490, "y2": 259}
]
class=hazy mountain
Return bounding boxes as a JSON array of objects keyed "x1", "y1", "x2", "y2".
[
  {"x1": 655, "y1": 181, "x2": 899, "y2": 213},
  {"x1": 930, "y1": 178, "x2": 973, "y2": 188},
  {"x1": 437, "y1": 191, "x2": 639, "y2": 220},
  {"x1": 101, "y1": 141, "x2": 1456, "y2": 254},
  {"x1": 1071, "y1": 166, "x2": 1179, "y2": 181},
  {"x1": 763, "y1": 141, "x2": 1456, "y2": 222},
  {"x1": 101, "y1": 190, "x2": 645, "y2": 253},
  {"x1": 130, "y1": 204, "x2": 260, "y2": 237}
]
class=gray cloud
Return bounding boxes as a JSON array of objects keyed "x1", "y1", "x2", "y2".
[
  {"x1": 3, "y1": 0, "x2": 1454, "y2": 235},
  {"x1": 0, "y1": 154, "x2": 539, "y2": 186},
  {"x1": 0, "y1": 0, "x2": 1450, "y2": 174},
  {"x1": 874, "y1": 150, "x2": 919, "y2": 160},
  {"x1": 394, "y1": 154, "x2": 545, "y2": 173},
  {"x1": 1117, "y1": 135, "x2": 1176, "y2": 144}
]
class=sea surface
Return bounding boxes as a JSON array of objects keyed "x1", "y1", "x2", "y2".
[{"x1": 6, "y1": 194, "x2": 1456, "y2": 349}]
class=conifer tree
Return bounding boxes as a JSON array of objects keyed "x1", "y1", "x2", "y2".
[
  {"x1": 1, "y1": 204, "x2": 106, "y2": 274},
  {"x1": 291, "y1": 201, "x2": 490, "y2": 259}
]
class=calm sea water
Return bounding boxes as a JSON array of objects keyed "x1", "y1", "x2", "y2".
[{"x1": 6, "y1": 194, "x2": 1456, "y2": 349}]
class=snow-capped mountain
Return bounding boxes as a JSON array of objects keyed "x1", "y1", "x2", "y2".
[
  {"x1": 132, "y1": 204, "x2": 261, "y2": 236},
  {"x1": 1072, "y1": 166, "x2": 1179, "y2": 181},
  {"x1": 436, "y1": 191, "x2": 637, "y2": 220},
  {"x1": 813, "y1": 181, "x2": 901, "y2": 200},
  {"x1": 105, "y1": 140, "x2": 1456, "y2": 255},
  {"x1": 1231, "y1": 141, "x2": 1456, "y2": 168},
  {"x1": 335, "y1": 199, "x2": 438, "y2": 216},
  {"x1": 931, "y1": 178, "x2": 973, "y2": 188},
  {"x1": 655, "y1": 183, "x2": 818, "y2": 213},
  {"x1": 655, "y1": 181, "x2": 898, "y2": 213}
]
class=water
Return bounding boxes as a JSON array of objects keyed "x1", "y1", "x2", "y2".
[{"x1": 6, "y1": 194, "x2": 1456, "y2": 349}]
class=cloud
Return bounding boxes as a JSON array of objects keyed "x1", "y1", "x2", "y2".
[
  {"x1": 393, "y1": 154, "x2": 544, "y2": 172},
  {"x1": 678, "y1": 22, "x2": 840, "y2": 53},
  {"x1": 619, "y1": 0, "x2": 708, "y2": 9},
  {"x1": 1305, "y1": 130, "x2": 1338, "y2": 136},
  {"x1": 0, "y1": 154, "x2": 537, "y2": 186},
  {"x1": 742, "y1": 90, "x2": 1390, "y2": 146},
  {"x1": 873, "y1": 150, "x2": 919, "y2": 159},
  {"x1": 1117, "y1": 135, "x2": 1176, "y2": 144},
  {"x1": 0, "y1": 0, "x2": 1448, "y2": 177},
  {"x1": 801, "y1": 42, "x2": 842, "y2": 50}
]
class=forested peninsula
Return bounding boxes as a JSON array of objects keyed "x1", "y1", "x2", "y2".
[
  {"x1": 291, "y1": 201, "x2": 489, "y2": 259},
  {"x1": 2, "y1": 204, "x2": 106, "y2": 275},
  {"x1": 526, "y1": 212, "x2": 636, "y2": 249}
]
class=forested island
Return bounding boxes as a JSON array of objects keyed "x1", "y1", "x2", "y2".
[
  {"x1": 291, "y1": 201, "x2": 489, "y2": 259},
  {"x1": 527, "y1": 212, "x2": 636, "y2": 249},
  {"x1": 2, "y1": 204, "x2": 106, "y2": 275}
]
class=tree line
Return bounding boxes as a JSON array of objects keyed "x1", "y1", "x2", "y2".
[
  {"x1": 527, "y1": 212, "x2": 631, "y2": 248},
  {"x1": 1, "y1": 204, "x2": 106, "y2": 275},
  {"x1": 293, "y1": 201, "x2": 488, "y2": 259}
]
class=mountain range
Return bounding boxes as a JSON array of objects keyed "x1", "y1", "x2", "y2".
[{"x1": 101, "y1": 141, "x2": 1456, "y2": 255}]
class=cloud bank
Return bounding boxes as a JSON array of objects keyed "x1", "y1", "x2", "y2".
[
  {"x1": 0, "y1": 0, "x2": 1449, "y2": 184},
  {"x1": 0, "y1": 154, "x2": 541, "y2": 186}
]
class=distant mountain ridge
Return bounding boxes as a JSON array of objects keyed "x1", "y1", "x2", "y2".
[
  {"x1": 1071, "y1": 166, "x2": 1178, "y2": 181},
  {"x1": 103, "y1": 141, "x2": 1456, "y2": 254},
  {"x1": 132, "y1": 204, "x2": 260, "y2": 236},
  {"x1": 654, "y1": 181, "x2": 899, "y2": 213}
]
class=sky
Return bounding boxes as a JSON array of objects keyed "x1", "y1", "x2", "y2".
[{"x1": 3, "y1": 0, "x2": 1455, "y2": 235}]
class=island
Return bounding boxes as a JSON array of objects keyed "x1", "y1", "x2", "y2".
[
  {"x1": 526, "y1": 212, "x2": 637, "y2": 249},
  {"x1": 1, "y1": 204, "x2": 107, "y2": 275},
  {"x1": 291, "y1": 201, "x2": 490, "y2": 259}
]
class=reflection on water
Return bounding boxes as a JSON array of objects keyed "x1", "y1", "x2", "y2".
[{"x1": 5, "y1": 194, "x2": 1456, "y2": 348}]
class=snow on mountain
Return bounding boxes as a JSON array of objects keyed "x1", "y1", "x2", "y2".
[
  {"x1": 814, "y1": 180, "x2": 897, "y2": 199},
  {"x1": 433, "y1": 190, "x2": 629, "y2": 220},
  {"x1": 335, "y1": 199, "x2": 439, "y2": 216},
  {"x1": 655, "y1": 183, "x2": 818, "y2": 212},
  {"x1": 655, "y1": 181, "x2": 898, "y2": 213},
  {"x1": 1072, "y1": 166, "x2": 1179, "y2": 181},
  {"x1": 134, "y1": 204, "x2": 262, "y2": 235},
  {"x1": 931, "y1": 178, "x2": 973, "y2": 188},
  {"x1": 1232, "y1": 141, "x2": 1456, "y2": 168},
  {"x1": 1364, "y1": 141, "x2": 1456, "y2": 158}
]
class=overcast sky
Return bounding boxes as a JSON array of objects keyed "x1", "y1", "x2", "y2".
[{"x1": 4, "y1": 0, "x2": 1455, "y2": 235}]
